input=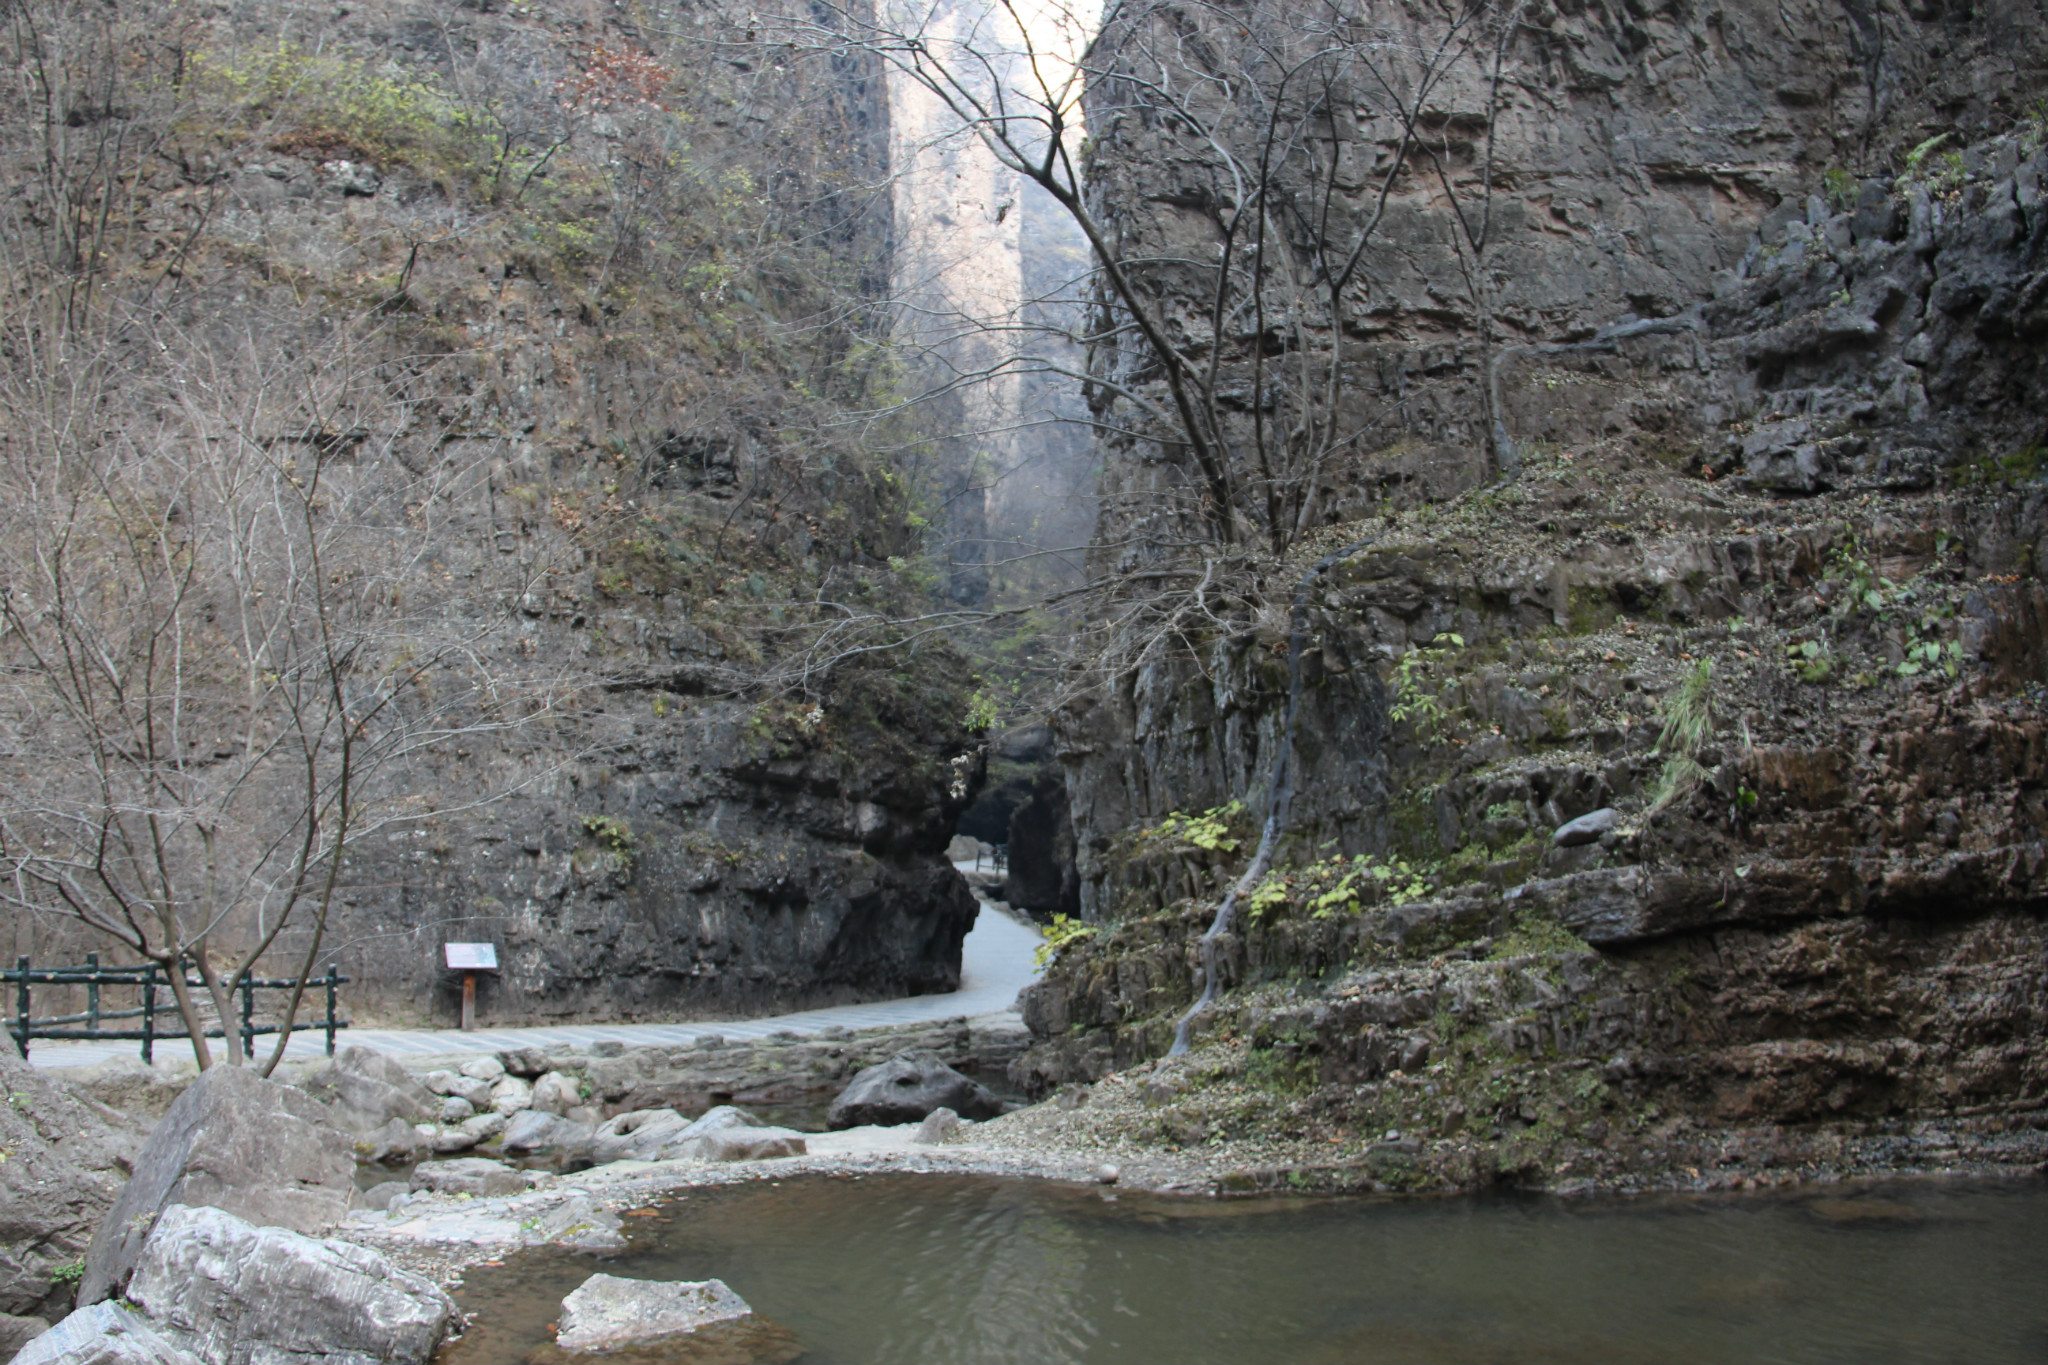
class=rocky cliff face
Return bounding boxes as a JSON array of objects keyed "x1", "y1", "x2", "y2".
[
  {"x1": 1027, "y1": 0, "x2": 2048, "y2": 1188},
  {"x1": 0, "y1": 0, "x2": 986, "y2": 1026}
]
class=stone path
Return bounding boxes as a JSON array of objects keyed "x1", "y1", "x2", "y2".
[{"x1": 27, "y1": 883, "x2": 1043, "y2": 1071}]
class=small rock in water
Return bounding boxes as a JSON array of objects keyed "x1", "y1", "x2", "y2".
[
  {"x1": 1551, "y1": 807, "x2": 1617, "y2": 847},
  {"x1": 556, "y1": 1273, "x2": 751, "y2": 1352},
  {"x1": 540, "y1": 1197, "x2": 626, "y2": 1251},
  {"x1": 1096, "y1": 1163, "x2": 1120, "y2": 1185}
]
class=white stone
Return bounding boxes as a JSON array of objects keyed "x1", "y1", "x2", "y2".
[
  {"x1": 8, "y1": 1301, "x2": 201, "y2": 1365},
  {"x1": 529, "y1": 1071, "x2": 582, "y2": 1115},
  {"x1": 127, "y1": 1204, "x2": 455, "y2": 1365},
  {"x1": 556, "y1": 1274, "x2": 752, "y2": 1353},
  {"x1": 488, "y1": 1075, "x2": 533, "y2": 1116},
  {"x1": 459, "y1": 1056, "x2": 506, "y2": 1083}
]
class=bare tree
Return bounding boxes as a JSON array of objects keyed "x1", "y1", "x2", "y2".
[
  {"x1": 0, "y1": 306, "x2": 557, "y2": 1071},
  {"x1": 782, "y1": 0, "x2": 1521, "y2": 563}
]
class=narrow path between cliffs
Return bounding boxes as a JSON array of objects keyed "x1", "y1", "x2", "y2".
[{"x1": 25, "y1": 876, "x2": 1043, "y2": 1070}]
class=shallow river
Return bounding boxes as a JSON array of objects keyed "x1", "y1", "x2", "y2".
[{"x1": 439, "y1": 1173, "x2": 2048, "y2": 1364}]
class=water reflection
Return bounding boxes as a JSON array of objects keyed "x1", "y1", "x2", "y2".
[{"x1": 439, "y1": 1174, "x2": 2048, "y2": 1365}]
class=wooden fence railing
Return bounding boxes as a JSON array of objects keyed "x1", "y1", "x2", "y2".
[{"x1": 5, "y1": 955, "x2": 348, "y2": 1063}]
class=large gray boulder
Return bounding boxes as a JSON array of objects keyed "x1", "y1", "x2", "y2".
[
  {"x1": 588, "y1": 1106, "x2": 806, "y2": 1165},
  {"x1": 671, "y1": 1107, "x2": 807, "y2": 1163},
  {"x1": 126, "y1": 1204, "x2": 455, "y2": 1365},
  {"x1": 6, "y1": 1301, "x2": 200, "y2": 1365},
  {"x1": 589, "y1": 1109, "x2": 692, "y2": 1164},
  {"x1": 0, "y1": 1044, "x2": 141, "y2": 1322},
  {"x1": 76, "y1": 1066, "x2": 352, "y2": 1307},
  {"x1": 296, "y1": 1048, "x2": 435, "y2": 1135},
  {"x1": 498, "y1": 1109, "x2": 595, "y2": 1158},
  {"x1": 825, "y1": 1052, "x2": 1001, "y2": 1128}
]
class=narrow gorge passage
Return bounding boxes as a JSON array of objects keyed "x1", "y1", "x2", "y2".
[{"x1": 4, "y1": 0, "x2": 2047, "y2": 1358}]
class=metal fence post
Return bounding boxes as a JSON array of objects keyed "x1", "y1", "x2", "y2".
[
  {"x1": 12, "y1": 956, "x2": 27, "y2": 1059},
  {"x1": 239, "y1": 973, "x2": 255, "y2": 1062},
  {"x1": 324, "y1": 965, "x2": 338, "y2": 1056},
  {"x1": 85, "y1": 952, "x2": 99, "y2": 1033},
  {"x1": 141, "y1": 963, "x2": 157, "y2": 1066}
]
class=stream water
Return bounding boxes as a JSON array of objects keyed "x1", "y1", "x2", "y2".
[{"x1": 437, "y1": 1172, "x2": 2048, "y2": 1364}]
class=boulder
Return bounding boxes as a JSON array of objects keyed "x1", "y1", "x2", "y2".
[
  {"x1": 0, "y1": 1043, "x2": 141, "y2": 1321},
  {"x1": 428, "y1": 1126, "x2": 478, "y2": 1155},
  {"x1": 458, "y1": 1056, "x2": 505, "y2": 1083},
  {"x1": 498, "y1": 1109, "x2": 595, "y2": 1157},
  {"x1": 298, "y1": 1048, "x2": 435, "y2": 1136},
  {"x1": 352, "y1": 1182, "x2": 410, "y2": 1214},
  {"x1": 826, "y1": 1052, "x2": 1001, "y2": 1128},
  {"x1": 6, "y1": 1301, "x2": 200, "y2": 1365},
  {"x1": 1552, "y1": 807, "x2": 1618, "y2": 847},
  {"x1": 590, "y1": 1109, "x2": 692, "y2": 1164},
  {"x1": 357, "y1": 1117, "x2": 430, "y2": 1166},
  {"x1": 914, "y1": 1107, "x2": 963, "y2": 1145},
  {"x1": 437, "y1": 1095, "x2": 476, "y2": 1124},
  {"x1": 495, "y1": 1048, "x2": 552, "y2": 1078},
  {"x1": 487, "y1": 1075, "x2": 533, "y2": 1116},
  {"x1": 420, "y1": 1072, "x2": 492, "y2": 1108},
  {"x1": 528, "y1": 1071, "x2": 581, "y2": 1115},
  {"x1": 555, "y1": 1274, "x2": 753, "y2": 1353},
  {"x1": 407, "y1": 1158, "x2": 530, "y2": 1198},
  {"x1": 537, "y1": 1197, "x2": 625, "y2": 1252},
  {"x1": 456, "y1": 1112, "x2": 505, "y2": 1144},
  {"x1": 77, "y1": 1065, "x2": 351, "y2": 1307},
  {"x1": 127, "y1": 1204, "x2": 455, "y2": 1365},
  {"x1": 670, "y1": 1107, "x2": 807, "y2": 1163}
]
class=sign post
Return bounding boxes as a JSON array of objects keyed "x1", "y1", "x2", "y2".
[{"x1": 442, "y1": 943, "x2": 499, "y2": 1031}]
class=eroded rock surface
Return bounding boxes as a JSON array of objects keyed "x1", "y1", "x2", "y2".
[
  {"x1": 127, "y1": 1205, "x2": 454, "y2": 1365},
  {"x1": 0, "y1": 1046, "x2": 140, "y2": 1324},
  {"x1": 77, "y1": 1067, "x2": 352, "y2": 1307}
]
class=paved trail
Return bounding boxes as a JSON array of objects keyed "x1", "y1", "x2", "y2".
[{"x1": 27, "y1": 886, "x2": 1042, "y2": 1071}]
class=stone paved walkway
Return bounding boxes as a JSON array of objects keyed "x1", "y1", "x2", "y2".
[{"x1": 26, "y1": 884, "x2": 1043, "y2": 1070}]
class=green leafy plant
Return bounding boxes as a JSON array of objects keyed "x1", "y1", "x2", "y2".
[
  {"x1": 50, "y1": 1259, "x2": 85, "y2": 1285},
  {"x1": 1900, "y1": 132, "x2": 1952, "y2": 180},
  {"x1": 962, "y1": 686, "x2": 1000, "y2": 732},
  {"x1": 1034, "y1": 913, "x2": 1097, "y2": 969},
  {"x1": 579, "y1": 814, "x2": 634, "y2": 854},
  {"x1": 1828, "y1": 538, "x2": 1902, "y2": 614},
  {"x1": 1388, "y1": 632, "x2": 1465, "y2": 740},
  {"x1": 1142, "y1": 802, "x2": 1244, "y2": 854},
  {"x1": 1898, "y1": 638, "x2": 1961, "y2": 678},
  {"x1": 1822, "y1": 166, "x2": 1857, "y2": 212},
  {"x1": 1650, "y1": 658, "x2": 1714, "y2": 811},
  {"x1": 1786, "y1": 637, "x2": 1834, "y2": 683},
  {"x1": 1246, "y1": 853, "x2": 1432, "y2": 923}
]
